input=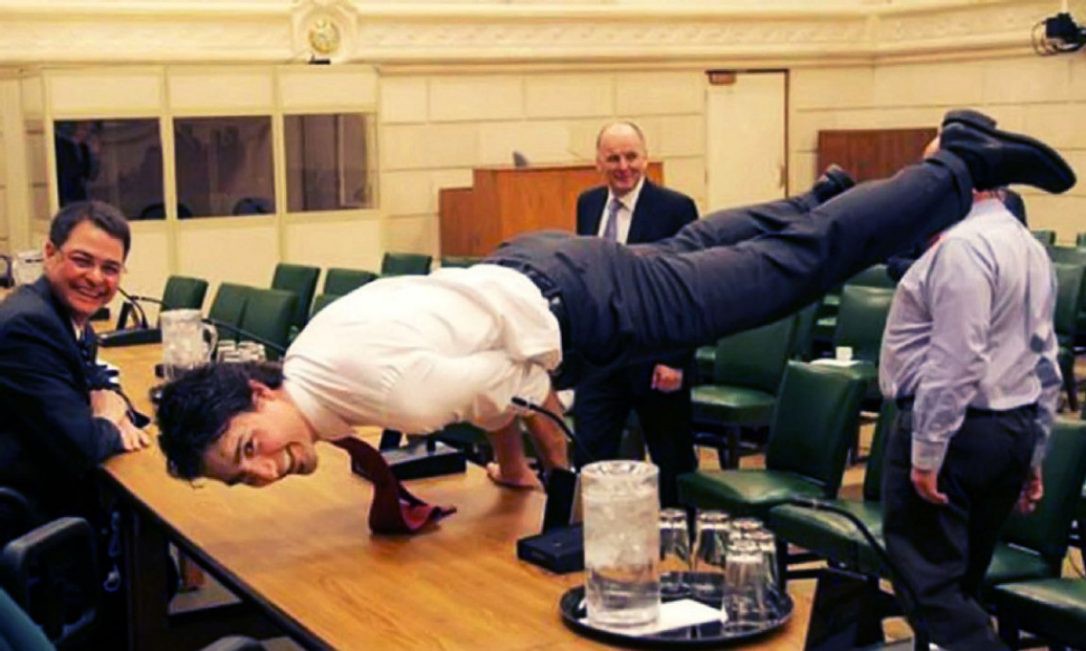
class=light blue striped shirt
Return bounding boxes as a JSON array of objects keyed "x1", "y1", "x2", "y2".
[{"x1": 878, "y1": 198, "x2": 1060, "y2": 472}]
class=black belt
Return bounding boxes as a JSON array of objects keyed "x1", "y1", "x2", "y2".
[
  {"x1": 489, "y1": 259, "x2": 571, "y2": 349},
  {"x1": 895, "y1": 396, "x2": 1037, "y2": 418}
]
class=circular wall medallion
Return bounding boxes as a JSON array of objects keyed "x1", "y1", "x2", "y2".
[{"x1": 307, "y1": 17, "x2": 341, "y2": 57}]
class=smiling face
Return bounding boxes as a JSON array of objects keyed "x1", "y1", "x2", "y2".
[
  {"x1": 201, "y1": 381, "x2": 320, "y2": 487},
  {"x1": 43, "y1": 220, "x2": 125, "y2": 326},
  {"x1": 595, "y1": 123, "x2": 648, "y2": 198}
]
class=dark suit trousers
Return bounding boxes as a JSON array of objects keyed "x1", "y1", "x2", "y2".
[
  {"x1": 574, "y1": 373, "x2": 694, "y2": 507},
  {"x1": 487, "y1": 151, "x2": 973, "y2": 388},
  {"x1": 882, "y1": 408, "x2": 1038, "y2": 650}
]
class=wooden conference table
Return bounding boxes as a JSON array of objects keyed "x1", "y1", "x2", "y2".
[{"x1": 98, "y1": 343, "x2": 806, "y2": 650}]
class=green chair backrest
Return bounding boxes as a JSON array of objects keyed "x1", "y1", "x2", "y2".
[
  {"x1": 712, "y1": 314, "x2": 798, "y2": 393},
  {"x1": 846, "y1": 264, "x2": 896, "y2": 289},
  {"x1": 324, "y1": 268, "x2": 378, "y2": 296},
  {"x1": 862, "y1": 399, "x2": 899, "y2": 502},
  {"x1": 1032, "y1": 229, "x2": 1057, "y2": 247},
  {"x1": 271, "y1": 263, "x2": 319, "y2": 330},
  {"x1": 310, "y1": 293, "x2": 340, "y2": 318},
  {"x1": 0, "y1": 588, "x2": 53, "y2": 651},
  {"x1": 791, "y1": 301, "x2": 820, "y2": 360},
  {"x1": 765, "y1": 361, "x2": 866, "y2": 497},
  {"x1": 208, "y1": 282, "x2": 253, "y2": 340},
  {"x1": 1047, "y1": 245, "x2": 1086, "y2": 267},
  {"x1": 1076, "y1": 232, "x2": 1086, "y2": 248},
  {"x1": 238, "y1": 288, "x2": 297, "y2": 361},
  {"x1": 833, "y1": 284, "x2": 896, "y2": 364},
  {"x1": 1053, "y1": 262, "x2": 1086, "y2": 340},
  {"x1": 160, "y1": 275, "x2": 209, "y2": 312},
  {"x1": 999, "y1": 419, "x2": 1086, "y2": 566},
  {"x1": 381, "y1": 252, "x2": 432, "y2": 276},
  {"x1": 441, "y1": 255, "x2": 482, "y2": 269}
]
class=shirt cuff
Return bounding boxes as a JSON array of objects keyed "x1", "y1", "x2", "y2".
[
  {"x1": 911, "y1": 437, "x2": 949, "y2": 473},
  {"x1": 1031, "y1": 440, "x2": 1046, "y2": 469}
]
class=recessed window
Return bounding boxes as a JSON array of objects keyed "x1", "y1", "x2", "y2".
[
  {"x1": 284, "y1": 113, "x2": 376, "y2": 213},
  {"x1": 174, "y1": 116, "x2": 275, "y2": 219},
  {"x1": 54, "y1": 119, "x2": 164, "y2": 221}
]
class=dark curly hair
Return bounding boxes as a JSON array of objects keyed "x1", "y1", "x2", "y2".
[{"x1": 156, "y1": 362, "x2": 284, "y2": 480}]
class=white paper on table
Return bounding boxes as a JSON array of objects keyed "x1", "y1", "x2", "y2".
[
  {"x1": 581, "y1": 599, "x2": 726, "y2": 636},
  {"x1": 810, "y1": 358, "x2": 863, "y2": 368}
]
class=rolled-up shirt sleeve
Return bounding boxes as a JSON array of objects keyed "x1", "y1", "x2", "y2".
[
  {"x1": 911, "y1": 240, "x2": 992, "y2": 472},
  {"x1": 1032, "y1": 269, "x2": 1061, "y2": 468},
  {"x1": 382, "y1": 349, "x2": 552, "y2": 433}
]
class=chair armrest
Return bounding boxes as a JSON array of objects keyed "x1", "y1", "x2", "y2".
[{"x1": 0, "y1": 517, "x2": 98, "y2": 645}]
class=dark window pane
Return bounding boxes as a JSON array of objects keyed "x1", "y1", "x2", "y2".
[
  {"x1": 174, "y1": 116, "x2": 275, "y2": 219},
  {"x1": 54, "y1": 119, "x2": 164, "y2": 221},
  {"x1": 284, "y1": 113, "x2": 376, "y2": 213}
]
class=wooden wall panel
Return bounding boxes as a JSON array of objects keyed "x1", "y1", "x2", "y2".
[
  {"x1": 439, "y1": 161, "x2": 662, "y2": 257},
  {"x1": 817, "y1": 128, "x2": 937, "y2": 183}
]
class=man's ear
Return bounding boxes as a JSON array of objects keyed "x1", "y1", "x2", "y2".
[{"x1": 248, "y1": 380, "x2": 273, "y2": 405}]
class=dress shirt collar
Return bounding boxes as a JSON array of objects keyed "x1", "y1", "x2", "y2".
[
  {"x1": 965, "y1": 197, "x2": 1009, "y2": 222},
  {"x1": 283, "y1": 376, "x2": 354, "y2": 440},
  {"x1": 607, "y1": 175, "x2": 646, "y2": 214}
]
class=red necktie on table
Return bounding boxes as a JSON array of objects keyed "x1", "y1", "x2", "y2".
[{"x1": 330, "y1": 437, "x2": 456, "y2": 534}]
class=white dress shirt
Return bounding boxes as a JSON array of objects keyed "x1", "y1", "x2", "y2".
[
  {"x1": 282, "y1": 264, "x2": 562, "y2": 438},
  {"x1": 879, "y1": 198, "x2": 1061, "y2": 472},
  {"x1": 597, "y1": 177, "x2": 645, "y2": 244}
]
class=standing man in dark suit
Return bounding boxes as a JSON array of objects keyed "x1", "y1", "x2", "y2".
[
  {"x1": 0, "y1": 200, "x2": 150, "y2": 529},
  {"x1": 574, "y1": 121, "x2": 699, "y2": 506}
]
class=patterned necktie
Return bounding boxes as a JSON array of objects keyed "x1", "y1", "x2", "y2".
[
  {"x1": 331, "y1": 437, "x2": 457, "y2": 534},
  {"x1": 602, "y1": 198, "x2": 622, "y2": 242}
]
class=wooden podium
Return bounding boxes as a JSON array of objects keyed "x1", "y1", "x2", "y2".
[{"x1": 438, "y1": 162, "x2": 663, "y2": 257}]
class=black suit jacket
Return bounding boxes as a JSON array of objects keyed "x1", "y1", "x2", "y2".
[
  {"x1": 0, "y1": 278, "x2": 123, "y2": 519},
  {"x1": 576, "y1": 179, "x2": 699, "y2": 390}
]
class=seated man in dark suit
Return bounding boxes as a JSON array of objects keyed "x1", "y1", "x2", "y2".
[
  {"x1": 0, "y1": 200, "x2": 150, "y2": 533},
  {"x1": 573, "y1": 122, "x2": 698, "y2": 506}
]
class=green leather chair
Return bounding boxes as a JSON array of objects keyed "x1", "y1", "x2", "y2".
[
  {"x1": 694, "y1": 346, "x2": 715, "y2": 383},
  {"x1": 791, "y1": 301, "x2": 821, "y2": 361},
  {"x1": 1032, "y1": 229, "x2": 1057, "y2": 246},
  {"x1": 769, "y1": 419, "x2": 1086, "y2": 594},
  {"x1": 0, "y1": 588, "x2": 52, "y2": 651},
  {"x1": 208, "y1": 282, "x2": 253, "y2": 341},
  {"x1": 832, "y1": 284, "x2": 896, "y2": 414},
  {"x1": 323, "y1": 267, "x2": 378, "y2": 296},
  {"x1": 237, "y1": 288, "x2": 297, "y2": 361},
  {"x1": 381, "y1": 252, "x2": 432, "y2": 276},
  {"x1": 678, "y1": 361, "x2": 866, "y2": 518},
  {"x1": 1077, "y1": 232, "x2": 1086, "y2": 248},
  {"x1": 270, "y1": 263, "x2": 319, "y2": 331},
  {"x1": 833, "y1": 284, "x2": 895, "y2": 366},
  {"x1": 1048, "y1": 246, "x2": 1086, "y2": 341},
  {"x1": 993, "y1": 578, "x2": 1086, "y2": 649},
  {"x1": 160, "y1": 275, "x2": 209, "y2": 311},
  {"x1": 984, "y1": 420, "x2": 1086, "y2": 590},
  {"x1": 309, "y1": 293, "x2": 340, "y2": 318},
  {"x1": 846, "y1": 264, "x2": 896, "y2": 289},
  {"x1": 690, "y1": 315, "x2": 798, "y2": 468},
  {"x1": 1053, "y1": 262, "x2": 1086, "y2": 412},
  {"x1": 440, "y1": 255, "x2": 482, "y2": 269},
  {"x1": 767, "y1": 399, "x2": 898, "y2": 585}
]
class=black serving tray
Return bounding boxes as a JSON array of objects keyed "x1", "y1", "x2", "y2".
[{"x1": 559, "y1": 572, "x2": 793, "y2": 648}]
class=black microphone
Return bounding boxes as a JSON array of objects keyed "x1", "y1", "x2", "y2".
[
  {"x1": 202, "y1": 316, "x2": 287, "y2": 356},
  {"x1": 510, "y1": 396, "x2": 595, "y2": 467},
  {"x1": 783, "y1": 497, "x2": 927, "y2": 633},
  {"x1": 115, "y1": 286, "x2": 150, "y2": 329}
]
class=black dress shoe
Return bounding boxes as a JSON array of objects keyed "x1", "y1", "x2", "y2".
[
  {"x1": 811, "y1": 164, "x2": 856, "y2": 203},
  {"x1": 942, "y1": 109, "x2": 997, "y2": 130},
  {"x1": 940, "y1": 121, "x2": 1076, "y2": 193}
]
